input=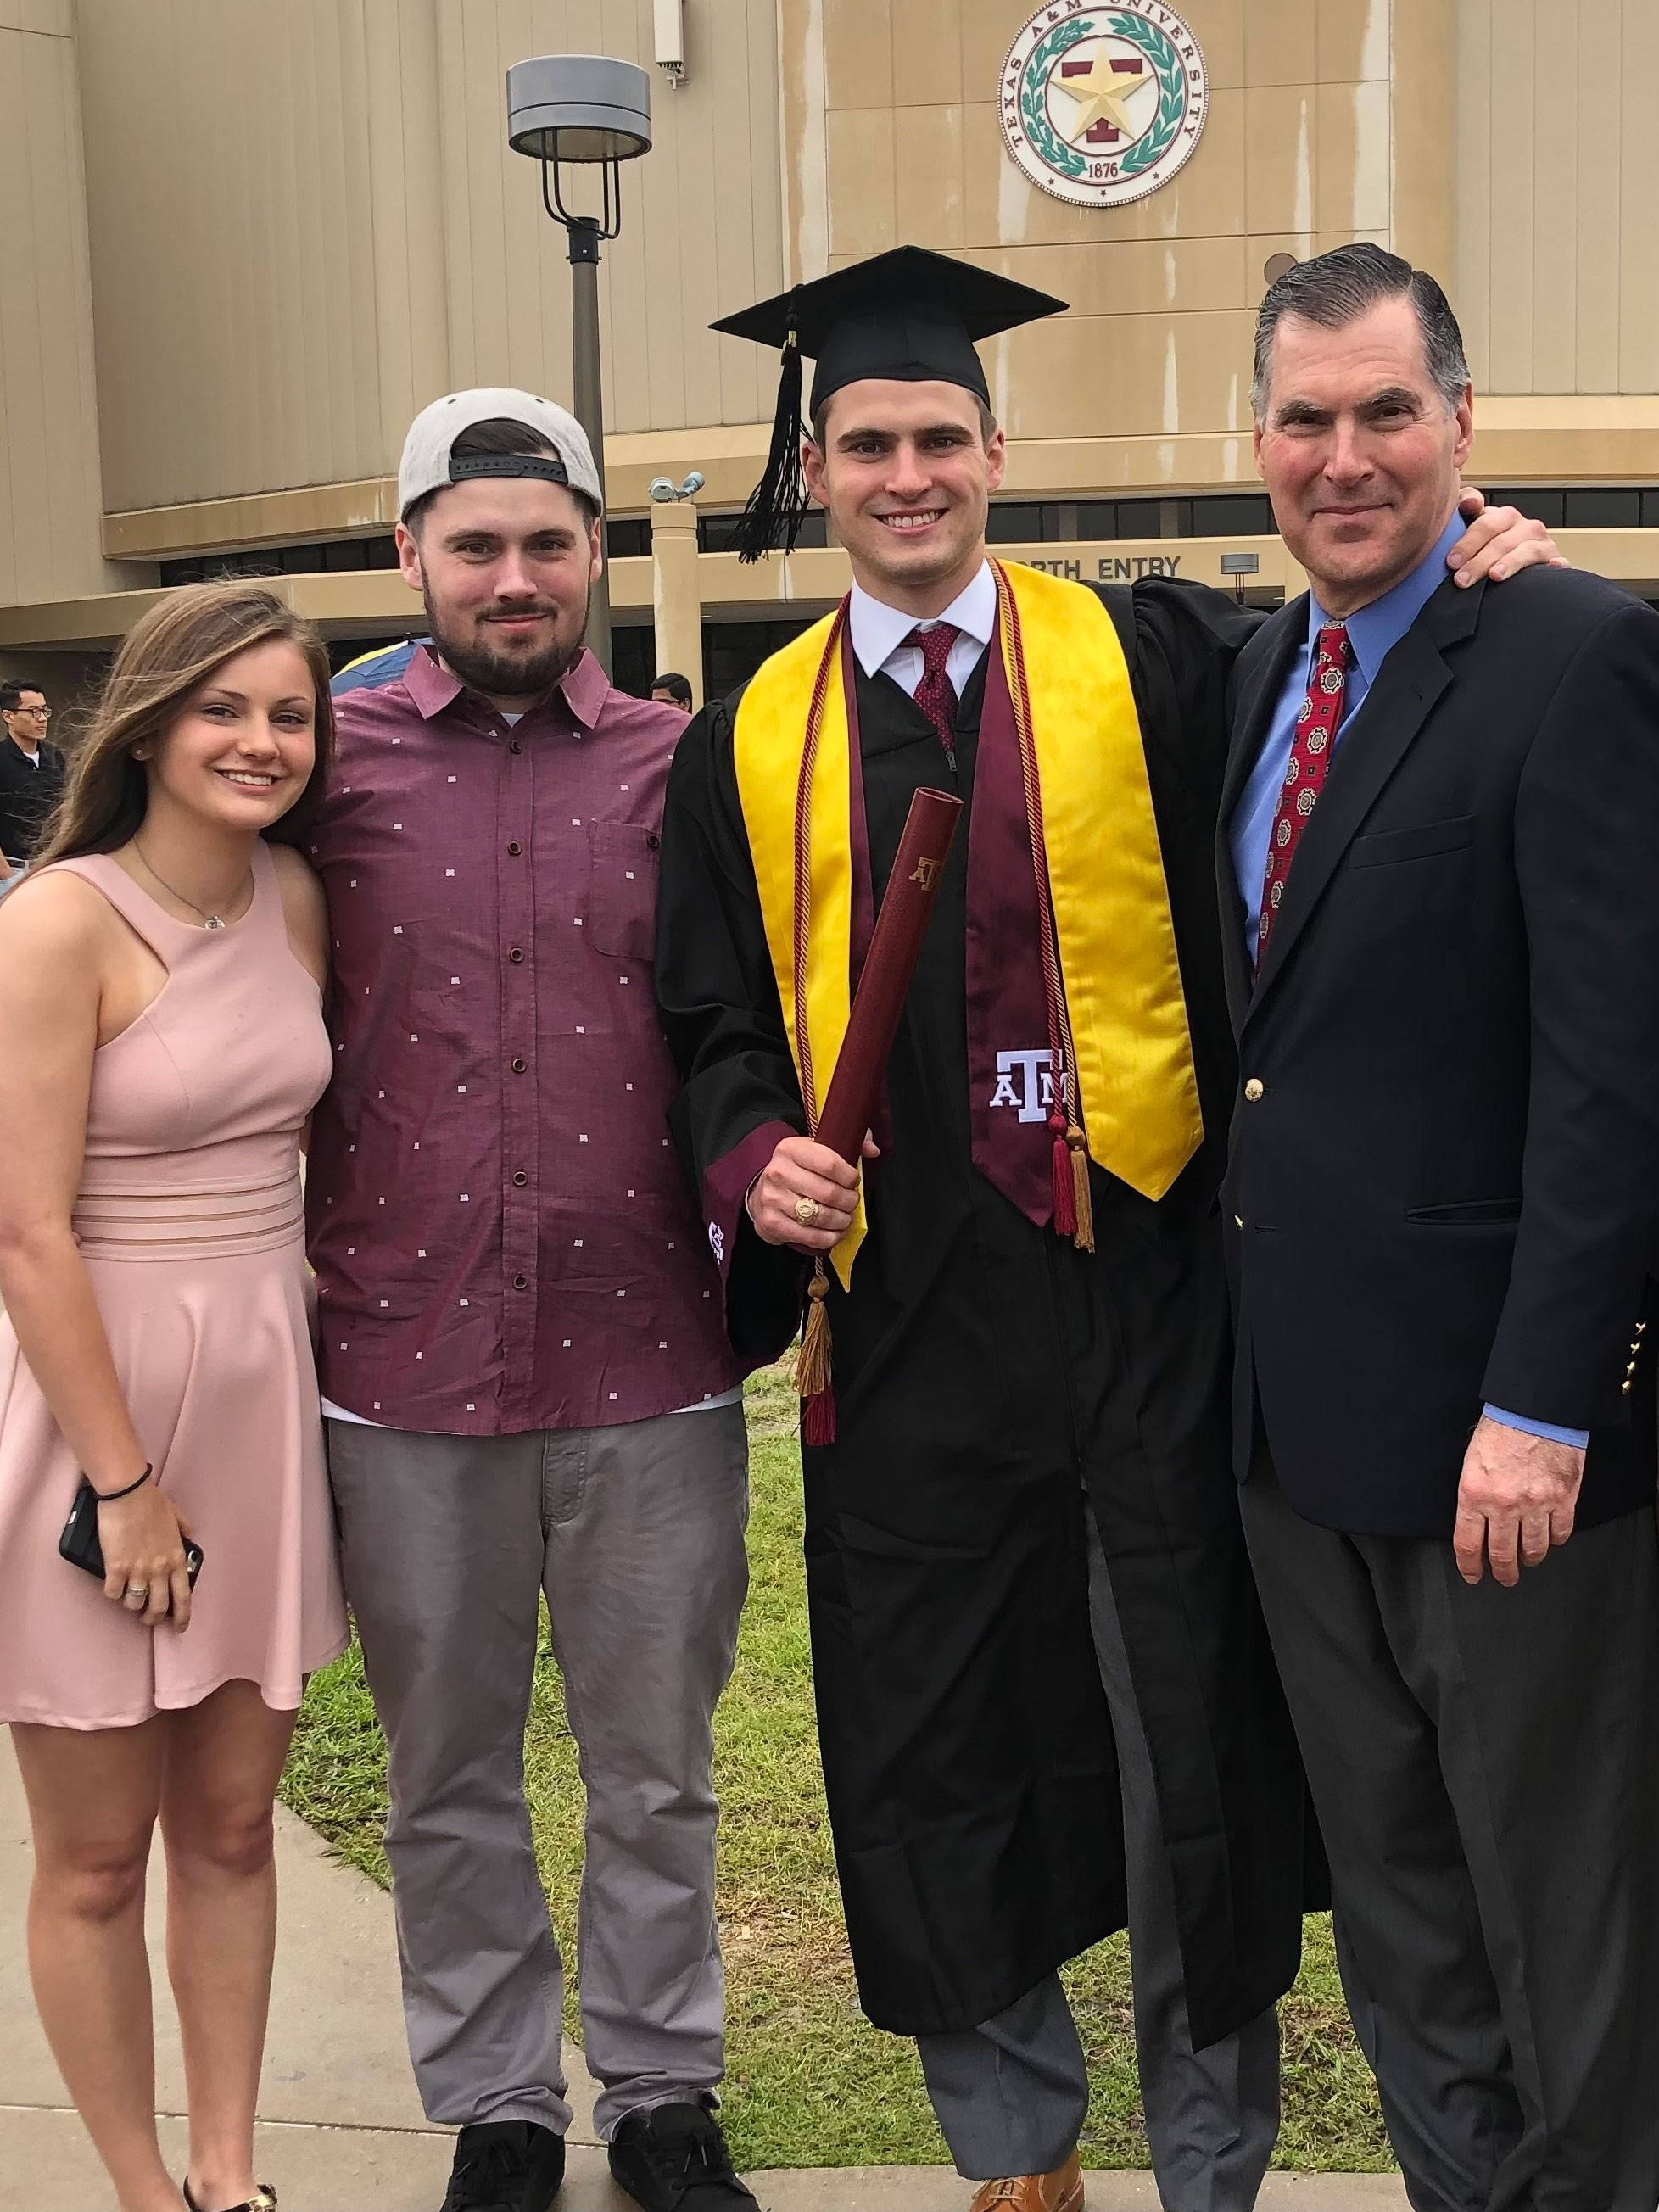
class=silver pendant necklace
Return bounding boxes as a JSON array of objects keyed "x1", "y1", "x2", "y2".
[{"x1": 132, "y1": 841, "x2": 249, "y2": 930}]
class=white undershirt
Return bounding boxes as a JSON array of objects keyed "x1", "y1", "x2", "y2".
[{"x1": 847, "y1": 561, "x2": 996, "y2": 702}]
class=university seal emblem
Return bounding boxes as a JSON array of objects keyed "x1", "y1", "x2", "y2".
[{"x1": 1000, "y1": 0, "x2": 1208, "y2": 209}]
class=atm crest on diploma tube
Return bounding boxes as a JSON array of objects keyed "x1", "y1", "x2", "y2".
[{"x1": 1000, "y1": 0, "x2": 1209, "y2": 209}]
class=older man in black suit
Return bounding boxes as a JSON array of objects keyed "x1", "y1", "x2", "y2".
[{"x1": 1219, "y1": 243, "x2": 1659, "y2": 2212}]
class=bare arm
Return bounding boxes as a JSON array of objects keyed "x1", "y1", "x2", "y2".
[
  {"x1": 266, "y1": 841, "x2": 329, "y2": 1151},
  {"x1": 0, "y1": 879, "x2": 193, "y2": 1624}
]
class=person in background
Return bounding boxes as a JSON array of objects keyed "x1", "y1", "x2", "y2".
[
  {"x1": 651, "y1": 671, "x2": 694, "y2": 712},
  {"x1": 0, "y1": 584, "x2": 348, "y2": 2212},
  {"x1": 304, "y1": 389, "x2": 758, "y2": 2212},
  {"x1": 1222, "y1": 241, "x2": 1659, "y2": 2212},
  {"x1": 0, "y1": 678, "x2": 65, "y2": 893}
]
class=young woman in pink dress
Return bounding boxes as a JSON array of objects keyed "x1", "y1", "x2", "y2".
[{"x1": 0, "y1": 583, "x2": 349, "y2": 2212}]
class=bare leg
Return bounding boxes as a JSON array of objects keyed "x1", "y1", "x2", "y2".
[
  {"x1": 9, "y1": 1716, "x2": 182, "y2": 2212},
  {"x1": 158, "y1": 1681, "x2": 297, "y2": 2212}
]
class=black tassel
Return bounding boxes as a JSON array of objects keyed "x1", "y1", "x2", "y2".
[{"x1": 731, "y1": 321, "x2": 808, "y2": 563}]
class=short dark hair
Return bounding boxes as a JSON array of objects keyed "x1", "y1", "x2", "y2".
[
  {"x1": 405, "y1": 416, "x2": 599, "y2": 533},
  {"x1": 1251, "y1": 243, "x2": 1470, "y2": 420},
  {"x1": 651, "y1": 671, "x2": 693, "y2": 708},
  {"x1": 0, "y1": 679, "x2": 46, "y2": 714}
]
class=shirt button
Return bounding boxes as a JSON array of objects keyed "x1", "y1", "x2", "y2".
[
  {"x1": 646, "y1": 832, "x2": 661, "y2": 850},
  {"x1": 508, "y1": 947, "x2": 525, "y2": 964},
  {"x1": 510, "y1": 738, "x2": 523, "y2": 755},
  {"x1": 513, "y1": 1274, "x2": 528, "y2": 1290},
  {"x1": 508, "y1": 841, "x2": 522, "y2": 856},
  {"x1": 511, "y1": 1056, "x2": 527, "y2": 1073},
  {"x1": 512, "y1": 1170, "x2": 528, "y2": 1187},
  {"x1": 1243, "y1": 1078, "x2": 1265, "y2": 1103}
]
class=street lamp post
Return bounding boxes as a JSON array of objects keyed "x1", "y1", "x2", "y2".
[{"x1": 506, "y1": 55, "x2": 653, "y2": 678}]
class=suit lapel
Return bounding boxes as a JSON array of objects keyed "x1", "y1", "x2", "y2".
[
  {"x1": 1247, "y1": 576, "x2": 1483, "y2": 1014},
  {"x1": 1216, "y1": 599, "x2": 1306, "y2": 1034}
]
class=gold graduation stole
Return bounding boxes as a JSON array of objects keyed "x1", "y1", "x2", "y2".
[{"x1": 732, "y1": 559, "x2": 1202, "y2": 1292}]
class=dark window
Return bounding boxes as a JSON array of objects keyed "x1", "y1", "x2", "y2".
[
  {"x1": 1563, "y1": 489, "x2": 1642, "y2": 530},
  {"x1": 1114, "y1": 498, "x2": 1168, "y2": 539},
  {"x1": 1191, "y1": 494, "x2": 1275, "y2": 537},
  {"x1": 703, "y1": 617, "x2": 820, "y2": 701},
  {"x1": 1644, "y1": 491, "x2": 1659, "y2": 528},
  {"x1": 159, "y1": 533, "x2": 399, "y2": 588},
  {"x1": 1482, "y1": 489, "x2": 1565, "y2": 529},
  {"x1": 985, "y1": 503, "x2": 1046, "y2": 544},
  {"x1": 611, "y1": 623, "x2": 656, "y2": 700},
  {"x1": 699, "y1": 508, "x2": 827, "y2": 553},
  {"x1": 606, "y1": 517, "x2": 651, "y2": 557}
]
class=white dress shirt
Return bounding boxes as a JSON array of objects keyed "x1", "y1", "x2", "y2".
[{"x1": 848, "y1": 561, "x2": 997, "y2": 702}]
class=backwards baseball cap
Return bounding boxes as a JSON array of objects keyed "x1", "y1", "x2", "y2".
[{"x1": 397, "y1": 387, "x2": 604, "y2": 520}]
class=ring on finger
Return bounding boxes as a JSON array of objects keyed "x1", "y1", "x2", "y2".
[
  {"x1": 123, "y1": 1584, "x2": 148, "y2": 1602},
  {"x1": 793, "y1": 1195, "x2": 821, "y2": 1226}
]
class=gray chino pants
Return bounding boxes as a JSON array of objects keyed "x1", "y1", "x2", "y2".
[{"x1": 325, "y1": 1403, "x2": 750, "y2": 2140}]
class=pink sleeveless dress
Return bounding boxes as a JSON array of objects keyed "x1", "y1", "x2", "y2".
[{"x1": 0, "y1": 842, "x2": 348, "y2": 1728}]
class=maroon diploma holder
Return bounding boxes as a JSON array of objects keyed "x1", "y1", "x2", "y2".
[{"x1": 814, "y1": 787, "x2": 964, "y2": 1163}]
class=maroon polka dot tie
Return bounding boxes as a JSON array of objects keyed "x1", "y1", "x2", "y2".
[
  {"x1": 905, "y1": 621, "x2": 961, "y2": 762},
  {"x1": 1256, "y1": 622, "x2": 1349, "y2": 966}
]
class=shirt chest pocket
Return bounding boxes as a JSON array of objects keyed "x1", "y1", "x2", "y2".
[{"x1": 585, "y1": 821, "x2": 660, "y2": 963}]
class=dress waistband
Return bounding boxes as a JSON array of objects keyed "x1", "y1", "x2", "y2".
[{"x1": 73, "y1": 1169, "x2": 304, "y2": 1260}]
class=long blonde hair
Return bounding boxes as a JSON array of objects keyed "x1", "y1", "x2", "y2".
[{"x1": 34, "y1": 583, "x2": 335, "y2": 868}]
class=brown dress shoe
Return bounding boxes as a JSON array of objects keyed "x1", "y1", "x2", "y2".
[{"x1": 968, "y1": 2152, "x2": 1084, "y2": 2211}]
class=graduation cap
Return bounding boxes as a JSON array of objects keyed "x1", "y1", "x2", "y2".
[{"x1": 712, "y1": 247, "x2": 1067, "y2": 562}]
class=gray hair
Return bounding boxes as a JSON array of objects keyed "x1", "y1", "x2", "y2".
[{"x1": 1251, "y1": 242, "x2": 1470, "y2": 421}]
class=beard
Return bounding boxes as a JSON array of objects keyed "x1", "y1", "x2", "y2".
[{"x1": 423, "y1": 586, "x2": 590, "y2": 700}]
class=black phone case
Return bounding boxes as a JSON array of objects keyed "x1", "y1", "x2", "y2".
[{"x1": 59, "y1": 1480, "x2": 204, "y2": 1587}]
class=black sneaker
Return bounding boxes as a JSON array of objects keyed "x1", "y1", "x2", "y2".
[
  {"x1": 608, "y1": 2102, "x2": 759, "y2": 2210},
  {"x1": 439, "y1": 2120, "x2": 565, "y2": 2212}
]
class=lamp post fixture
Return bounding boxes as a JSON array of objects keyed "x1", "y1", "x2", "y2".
[{"x1": 506, "y1": 54, "x2": 653, "y2": 677}]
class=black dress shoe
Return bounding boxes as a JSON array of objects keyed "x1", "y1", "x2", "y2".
[
  {"x1": 439, "y1": 2120, "x2": 565, "y2": 2211},
  {"x1": 608, "y1": 2102, "x2": 759, "y2": 2210},
  {"x1": 182, "y1": 2182, "x2": 276, "y2": 2212}
]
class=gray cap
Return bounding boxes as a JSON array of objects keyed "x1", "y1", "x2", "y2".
[{"x1": 397, "y1": 387, "x2": 603, "y2": 519}]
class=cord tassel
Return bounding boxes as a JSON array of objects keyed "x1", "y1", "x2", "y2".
[
  {"x1": 796, "y1": 1265, "x2": 837, "y2": 1444},
  {"x1": 1067, "y1": 1125, "x2": 1094, "y2": 1253},
  {"x1": 1050, "y1": 1113, "x2": 1077, "y2": 1238}
]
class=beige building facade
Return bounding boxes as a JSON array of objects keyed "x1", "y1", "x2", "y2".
[{"x1": 3, "y1": 0, "x2": 1657, "y2": 702}]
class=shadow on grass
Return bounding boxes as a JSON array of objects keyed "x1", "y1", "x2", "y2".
[{"x1": 284, "y1": 1367, "x2": 1390, "y2": 2171}]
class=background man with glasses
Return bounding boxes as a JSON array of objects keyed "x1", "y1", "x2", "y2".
[{"x1": 0, "y1": 680, "x2": 64, "y2": 893}]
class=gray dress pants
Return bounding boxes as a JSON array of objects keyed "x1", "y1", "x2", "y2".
[
  {"x1": 1240, "y1": 1457, "x2": 1659, "y2": 2212},
  {"x1": 917, "y1": 1511, "x2": 1280, "y2": 2206},
  {"x1": 325, "y1": 1403, "x2": 749, "y2": 2140}
]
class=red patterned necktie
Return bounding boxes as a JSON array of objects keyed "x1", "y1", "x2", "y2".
[
  {"x1": 904, "y1": 622, "x2": 961, "y2": 763},
  {"x1": 1256, "y1": 622, "x2": 1350, "y2": 965}
]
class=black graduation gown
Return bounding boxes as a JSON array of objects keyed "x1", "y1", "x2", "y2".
[{"x1": 655, "y1": 578, "x2": 1316, "y2": 2044}]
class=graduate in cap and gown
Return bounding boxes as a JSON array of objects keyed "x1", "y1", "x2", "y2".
[{"x1": 652, "y1": 248, "x2": 1556, "y2": 2212}]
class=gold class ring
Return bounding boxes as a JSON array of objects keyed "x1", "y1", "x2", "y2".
[{"x1": 793, "y1": 1195, "x2": 821, "y2": 1227}]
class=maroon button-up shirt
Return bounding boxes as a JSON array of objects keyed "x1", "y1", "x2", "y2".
[{"x1": 304, "y1": 645, "x2": 740, "y2": 1434}]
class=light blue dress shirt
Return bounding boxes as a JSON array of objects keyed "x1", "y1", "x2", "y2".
[{"x1": 1226, "y1": 508, "x2": 1589, "y2": 1452}]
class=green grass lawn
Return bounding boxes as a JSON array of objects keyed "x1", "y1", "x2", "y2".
[{"x1": 282, "y1": 1366, "x2": 1390, "y2": 2172}]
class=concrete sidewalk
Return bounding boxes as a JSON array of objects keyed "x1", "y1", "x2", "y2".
[{"x1": 0, "y1": 1736, "x2": 1405, "y2": 2211}]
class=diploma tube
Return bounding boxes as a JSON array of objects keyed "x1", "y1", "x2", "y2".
[{"x1": 814, "y1": 786, "x2": 964, "y2": 1162}]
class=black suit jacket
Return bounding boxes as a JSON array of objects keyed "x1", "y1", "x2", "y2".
[
  {"x1": 0, "y1": 738, "x2": 64, "y2": 864},
  {"x1": 1216, "y1": 566, "x2": 1659, "y2": 1537}
]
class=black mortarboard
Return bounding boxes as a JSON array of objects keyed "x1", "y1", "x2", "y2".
[{"x1": 712, "y1": 247, "x2": 1066, "y2": 562}]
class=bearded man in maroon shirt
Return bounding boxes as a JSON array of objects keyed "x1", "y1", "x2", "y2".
[{"x1": 304, "y1": 391, "x2": 759, "y2": 2212}]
